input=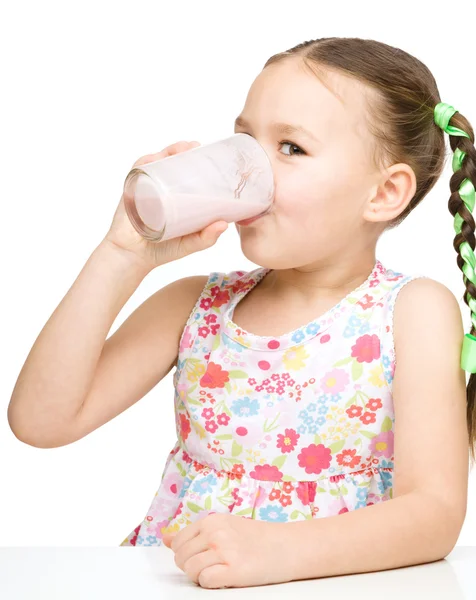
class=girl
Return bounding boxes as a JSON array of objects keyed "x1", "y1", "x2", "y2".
[{"x1": 8, "y1": 37, "x2": 473, "y2": 589}]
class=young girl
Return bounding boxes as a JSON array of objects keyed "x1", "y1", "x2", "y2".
[{"x1": 8, "y1": 37, "x2": 473, "y2": 589}]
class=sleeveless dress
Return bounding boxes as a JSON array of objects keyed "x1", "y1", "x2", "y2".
[{"x1": 120, "y1": 259, "x2": 427, "y2": 546}]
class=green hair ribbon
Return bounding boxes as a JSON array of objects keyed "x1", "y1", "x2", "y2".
[{"x1": 434, "y1": 102, "x2": 476, "y2": 373}]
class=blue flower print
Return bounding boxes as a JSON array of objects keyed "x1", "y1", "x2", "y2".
[
  {"x1": 308, "y1": 424, "x2": 318, "y2": 434},
  {"x1": 137, "y1": 536, "x2": 144, "y2": 545},
  {"x1": 146, "y1": 535, "x2": 158, "y2": 546},
  {"x1": 318, "y1": 405, "x2": 328, "y2": 415},
  {"x1": 356, "y1": 487, "x2": 368, "y2": 502},
  {"x1": 378, "y1": 471, "x2": 393, "y2": 494},
  {"x1": 381, "y1": 459, "x2": 394, "y2": 469},
  {"x1": 331, "y1": 394, "x2": 341, "y2": 403},
  {"x1": 358, "y1": 321, "x2": 370, "y2": 334},
  {"x1": 382, "y1": 355, "x2": 390, "y2": 368},
  {"x1": 259, "y1": 505, "x2": 289, "y2": 523},
  {"x1": 231, "y1": 396, "x2": 260, "y2": 417},
  {"x1": 209, "y1": 273, "x2": 219, "y2": 283},
  {"x1": 318, "y1": 394, "x2": 328, "y2": 405},
  {"x1": 305, "y1": 322, "x2": 320, "y2": 335},
  {"x1": 194, "y1": 312, "x2": 201, "y2": 321},
  {"x1": 179, "y1": 476, "x2": 193, "y2": 498},
  {"x1": 307, "y1": 403, "x2": 317, "y2": 413},
  {"x1": 298, "y1": 410, "x2": 309, "y2": 420},
  {"x1": 297, "y1": 424, "x2": 307, "y2": 435},
  {"x1": 192, "y1": 473, "x2": 217, "y2": 494},
  {"x1": 222, "y1": 334, "x2": 244, "y2": 353},
  {"x1": 316, "y1": 416, "x2": 326, "y2": 426},
  {"x1": 291, "y1": 330, "x2": 305, "y2": 344},
  {"x1": 305, "y1": 416, "x2": 314, "y2": 426}
]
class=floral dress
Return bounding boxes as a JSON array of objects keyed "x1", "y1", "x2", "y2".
[{"x1": 120, "y1": 259, "x2": 427, "y2": 546}]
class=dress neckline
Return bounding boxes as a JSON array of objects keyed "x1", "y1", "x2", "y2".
[{"x1": 222, "y1": 259, "x2": 386, "y2": 351}]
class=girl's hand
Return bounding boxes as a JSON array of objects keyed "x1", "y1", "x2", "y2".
[
  {"x1": 103, "y1": 141, "x2": 228, "y2": 271},
  {"x1": 162, "y1": 513, "x2": 294, "y2": 589}
]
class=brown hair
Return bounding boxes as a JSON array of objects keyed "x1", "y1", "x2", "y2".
[{"x1": 263, "y1": 37, "x2": 476, "y2": 464}]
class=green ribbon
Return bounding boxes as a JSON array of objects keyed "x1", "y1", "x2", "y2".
[{"x1": 434, "y1": 102, "x2": 476, "y2": 372}]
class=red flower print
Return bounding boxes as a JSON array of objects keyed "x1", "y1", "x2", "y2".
[
  {"x1": 204, "y1": 313, "x2": 218, "y2": 324},
  {"x1": 360, "y1": 411, "x2": 376, "y2": 425},
  {"x1": 249, "y1": 464, "x2": 283, "y2": 481},
  {"x1": 262, "y1": 379, "x2": 270, "y2": 386},
  {"x1": 296, "y1": 481, "x2": 317, "y2": 505},
  {"x1": 210, "y1": 285, "x2": 220, "y2": 297},
  {"x1": 266, "y1": 386, "x2": 275, "y2": 393},
  {"x1": 200, "y1": 297, "x2": 213, "y2": 310},
  {"x1": 338, "y1": 507, "x2": 349, "y2": 514},
  {"x1": 298, "y1": 444, "x2": 332, "y2": 475},
  {"x1": 205, "y1": 420, "x2": 218, "y2": 433},
  {"x1": 201, "y1": 408, "x2": 215, "y2": 420},
  {"x1": 336, "y1": 448, "x2": 361, "y2": 469},
  {"x1": 211, "y1": 324, "x2": 220, "y2": 335},
  {"x1": 269, "y1": 489, "x2": 281, "y2": 501},
  {"x1": 276, "y1": 387, "x2": 285, "y2": 394},
  {"x1": 198, "y1": 326, "x2": 210, "y2": 338},
  {"x1": 276, "y1": 428, "x2": 300, "y2": 453},
  {"x1": 351, "y1": 334, "x2": 381, "y2": 363},
  {"x1": 271, "y1": 374, "x2": 280, "y2": 381},
  {"x1": 200, "y1": 362, "x2": 230, "y2": 388},
  {"x1": 248, "y1": 378, "x2": 257, "y2": 385},
  {"x1": 283, "y1": 482, "x2": 294, "y2": 494},
  {"x1": 279, "y1": 494, "x2": 292, "y2": 508},
  {"x1": 366, "y1": 398, "x2": 383, "y2": 411},
  {"x1": 231, "y1": 464, "x2": 245, "y2": 479},
  {"x1": 216, "y1": 412, "x2": 230, "y2": 426},
  {"x1": 346, "y1": 405, "x2": 363, "y2": 418},
  {"x1": 357, "y1": 294, "x2": 375, "y2": 310},
  {"x1": 213, "y1": 290, "x2": 230, "y2": 308},
  {"x1": 256, "y1": 385, "x2": 264, "y2": 392},
  {"x1": 282, "y1": 373, "x2": 290, "y2": 380},
  {"x1": 179, "y1": 413, "x2": 191, "y2": 441}
]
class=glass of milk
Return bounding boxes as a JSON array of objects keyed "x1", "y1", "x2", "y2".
[{"x1": 122, "y1": 133, "x2": 275, "y2": 242}]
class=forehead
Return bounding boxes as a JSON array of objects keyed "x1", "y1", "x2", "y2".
[{"x1": 243, "y1": 58, "x2": 371, "y2": 143}]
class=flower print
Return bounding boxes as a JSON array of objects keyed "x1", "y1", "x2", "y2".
[
  {"x1": 192, "y1": 473, "x2": 217, "y2": 494},
  {"x1": 308, "y1": 424, "x2": 318, "y2": 434},
  {"x1": 179, "y1": 413, "x2": 191, "y2": 441},
  {"x1": 256, "y1": 385, "x2": 264, "y2": 392},
  {"x1": 316, "y1": 416, "x2": 326, "y2": 426},
  {"x1": 369, "y1": 430, "x2": 394, "y2": 458},
  {"x1": 291, "y1": 330, "x2": 305, "y2": 344},
  {"x1": 200, "y1": 362, "x2": 230, "y2": 388},
  {"x1": 161, "y1": 472, "x2": 184, "y2": 500},
  {"x1": 276, "y1": 386, "x2": 285, "y2": 395},
  {"x1": 360, "y1": 411, "x2": 376, "y2": 425},
  {"x1": 259, "y1": 505, "x2": 289, "y2": 523},
  {"x1": 366, "y1": 398, "x2": 382, "y2": 411},
  {"x1": 216, "y1": 412, "x2": 231, "y2": 426},
  {"x1": 318, "y1": 405, "x2": 328, "y2": 415},
  {"x1": 231, "y1": 396, "x2": 260, "y2": 417},
  {"x1": 222, "y1": 335, "x2": 244, "y2": 353},
  {"x1": 320, "y1": 368, "x2": 350, "y2": 395},
  {"x1": 351, "y1": 334, "x2": 381, "y2": 363},
  {"x1": 297, "y1": 424, "x2": 307, "y2": 435},
  {"x1": 298, "y1": 410, "x2": 309, "y2": 420},
  {"x1": 346, "y1": 405, "x2": 363, "y2": 418},
  {"x1": 282, "y1": 345, "x2": 310, "y2": 371},
  {"x1": 204, "y1": 313, "x2": 218, "y2": 325},
  {"x1": 307, "y1": 403, "x2": 317, "y2": 413},
  {"x1": 276, "y1": 428, "x2": 300, "y2": 453},
  {"x1": 271, "y1": 373, "x2": 280, "y2": 381},
  {"x1": 249, "y1": 464, "x2": 283, "y2": 481},
  {"x1": 266, "y1": 386, "x2": 275, "y2": 394},
  {"x1": 378, "y1": 470, "x2": 393, "y2": 494},
  {"x1": 248, "y1": 377, "x2": 257, "y2": 385},
  {"x1": 336, "y1": 448, "x2": 361, "y2": 469},
  {"x1": 201, "y1": 407, "x2": 215, "y2": 420},
  {"x1": 200, "y1": 297, "x2": 213, "y2": 311},
  {"x1": 262, "y1": 379, "x2": 270, "y2": 386},
  {"x1": 205, "y1": 420, "x2": 218, "y2": 433},
  {"x1": 298, "y1": 443, "x2": 332, "y2": 475},
  {"x1": 198, "y1": 327, "x2": 210, "y2": 338},
  {"x1": 179, "y1": 326, "x2": 193, "y2": 352},
  {"x1": 368, "y1": 363, "x2": 386, "y2": 388},
  {"x1": 282, "y1": 373, "x2": 291, "y2": 380},
  {"x1": 269, "y1": 489, "x2": 281, "y2": 501},
  {"x1": 304, "y1": 416, "x2": 314, "y2": 426},
  {"x1": 305, "y1": 322, "x2": 320, "y2": 335},
  {"x1": 296, "y1": 481, "x2": 317, "y2": 505},
  {"x1": 185, "y1": 360, "x2": 206, "y2": 383},
  {"x1": 279, "y1": 494, "x2": 292, "y2": 508},
  {"x1": 213, "y1": 289, "x2": 231, "y2": 308}
]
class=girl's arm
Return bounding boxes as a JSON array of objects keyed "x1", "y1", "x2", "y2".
[{"x1": 286, "y1": 277, "x2": 468, "y2": 580}]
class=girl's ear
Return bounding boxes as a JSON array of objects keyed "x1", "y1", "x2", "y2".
[{"x1": 365, "y1": 162, "x2": 417, "y2": 224}]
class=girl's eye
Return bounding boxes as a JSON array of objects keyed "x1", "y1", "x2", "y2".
[{"x1": 278, "y1": 141, "x2": 305, "y2": 157}]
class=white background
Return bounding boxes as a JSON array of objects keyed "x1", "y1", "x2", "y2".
[{"x1": 2, "y1": 0, "x2": 475, "y2": 546}]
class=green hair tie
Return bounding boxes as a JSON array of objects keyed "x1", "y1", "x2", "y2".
[{"x1": 434, "y1": 102, "x2": 476, "y2": 373}]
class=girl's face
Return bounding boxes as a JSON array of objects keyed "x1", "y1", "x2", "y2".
[{"x1": 233, "y1": 58, "x2": 383, "y2": 270}]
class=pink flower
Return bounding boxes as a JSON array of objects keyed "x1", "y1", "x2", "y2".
[
  {"x1": 320, "y1": 368, "x2": 350, "y2": 394},
  {"x1": 369, "y1": 430, "x2": 394, "y2": 458}
]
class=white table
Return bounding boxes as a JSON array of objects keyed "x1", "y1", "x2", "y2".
[{"x1": 0, "y1": 546, "x2": 475, "y2": 598}]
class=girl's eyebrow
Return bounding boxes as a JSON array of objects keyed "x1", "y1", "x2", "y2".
[{"x1": 234, "y1": 115, "x2": 320, "y2": 143}]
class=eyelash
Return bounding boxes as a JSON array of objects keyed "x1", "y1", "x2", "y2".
[
  {"x1": 278, "y1": 140, "x2": 306, "y2": 157},
  {"x1": 236, "y1": 131, "x2": 306, "y2": 157}
]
